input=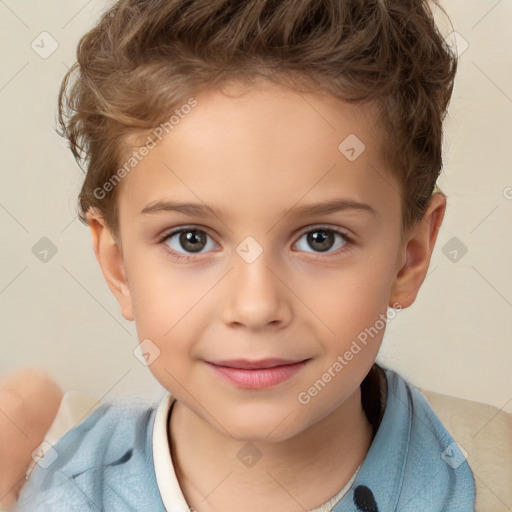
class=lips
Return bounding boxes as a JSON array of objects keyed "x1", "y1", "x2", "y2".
[
  {"x1": 207, "y1": 358, "x2": 308, "y2": 369},
  {"x1": 205, "y1": 358, "x2": 311, "y2": 389}
]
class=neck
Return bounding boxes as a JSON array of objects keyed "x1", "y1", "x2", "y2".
[{"x1": 168, "y1": 387, "x2": 374, "y2": 512}]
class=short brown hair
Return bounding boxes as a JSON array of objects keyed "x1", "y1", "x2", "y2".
[{"x1": 58, "y1": 0, "x2": 457, "y2": 237}]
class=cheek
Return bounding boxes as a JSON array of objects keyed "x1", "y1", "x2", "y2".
[
  {"x1": 125, "y1": 245, "x2": 203, "y2": 329},
  {"x1": 124, "y1": 249, "x2": 216, "y2": 370},
  {"x1": 300, "y1": 251, "x2": 396, "y2": 338},
  {"x1": 127, "y1": 260, "x2": 204, "y2": 390}
]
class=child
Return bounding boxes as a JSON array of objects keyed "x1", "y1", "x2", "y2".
[{"x1": 14, "y1": 0, "x2": 477, "y2": 510}]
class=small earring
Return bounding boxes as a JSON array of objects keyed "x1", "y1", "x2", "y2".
[{"x1": 432, "y1": 184, "x2": 444, "y2": 195}]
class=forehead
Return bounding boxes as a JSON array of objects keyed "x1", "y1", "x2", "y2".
[{"x1": 118, "y1": 81, "x2": 400, "y2": 225}]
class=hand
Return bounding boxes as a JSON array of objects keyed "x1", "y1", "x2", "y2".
[{"x1": 0, "y1": 367, "x2": 63, "y2": 510}]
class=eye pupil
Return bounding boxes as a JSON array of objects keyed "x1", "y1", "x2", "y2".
[
  {"x1": 180, "y1": 230, "x2": 206, "y2": 252},
  {"x1": 308, "y1": 230, "x2": 334, "y2": 252}
]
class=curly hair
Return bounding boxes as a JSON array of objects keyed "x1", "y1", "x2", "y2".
[{"x1": 58, "y1": 0, "x2": 457, "y2": 237}]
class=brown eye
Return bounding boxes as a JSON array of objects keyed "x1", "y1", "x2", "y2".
[
  {"x1": 295, "y1": 228, "x2": 349, "y2": 254},
  {"x1": 163, "y1": 227, "x2": 216, "y2": 256},
  {"x1": 178, "y1": 230, "x2": 207, "y2": 253}
]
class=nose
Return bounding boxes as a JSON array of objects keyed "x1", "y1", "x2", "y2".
[{"x1": 221, "y1": 250, "x2": 292, "y2": 330}]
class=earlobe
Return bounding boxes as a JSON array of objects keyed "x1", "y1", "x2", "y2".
[
  {"x1": 86, "y1": 211, "x2": 134, "y2": 321},
  {"x1": 389, "y1": 194, "x2": 446, "y2": 308}
]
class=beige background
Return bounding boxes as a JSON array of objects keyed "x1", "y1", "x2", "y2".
[{"x1": 0, "y1": 1, "x2": 511, "y2": 412}]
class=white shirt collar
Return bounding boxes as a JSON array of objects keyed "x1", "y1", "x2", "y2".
[
  {"x1": 152, "y1": 392, "x2": 360, "y2": 512},
  {"x1": 152, "y1": 392, "x2": 191, "y2": 511}
]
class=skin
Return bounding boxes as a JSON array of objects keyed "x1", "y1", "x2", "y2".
[
  {"x1": 87, "y1": 80, "x2": 446, "y2": 511},
  {"x1": 0, "y1": 368, "x2": 63, "y2": 510}
]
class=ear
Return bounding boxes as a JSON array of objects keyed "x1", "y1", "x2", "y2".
[
  {"x1": 389, "y1": 193, "x2": 446, "y2": 308},
  {"x1": 86, "y1": 210, "x2": 134, "y2": 321}
]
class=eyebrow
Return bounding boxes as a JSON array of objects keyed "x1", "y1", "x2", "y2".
[{"x1": 140, "y1": 198, "x2": 376, "y2": 219}]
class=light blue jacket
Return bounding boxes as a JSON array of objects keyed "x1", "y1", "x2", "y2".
[{"x1": 16, "y1": 368, "x2": 475, "y2": 511}]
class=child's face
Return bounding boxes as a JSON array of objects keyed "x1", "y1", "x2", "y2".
[{"x1": 104, "y1": 81, "x2": 406, "y2": 441}]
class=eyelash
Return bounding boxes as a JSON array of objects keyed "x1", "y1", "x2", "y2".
[{"x1": 158, "y1": 225, "x2": 354, "y2": 262}]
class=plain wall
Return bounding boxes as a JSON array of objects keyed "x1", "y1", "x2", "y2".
[{"x1": 0, "y1": 0, "x2": 511, "y2": 412}]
